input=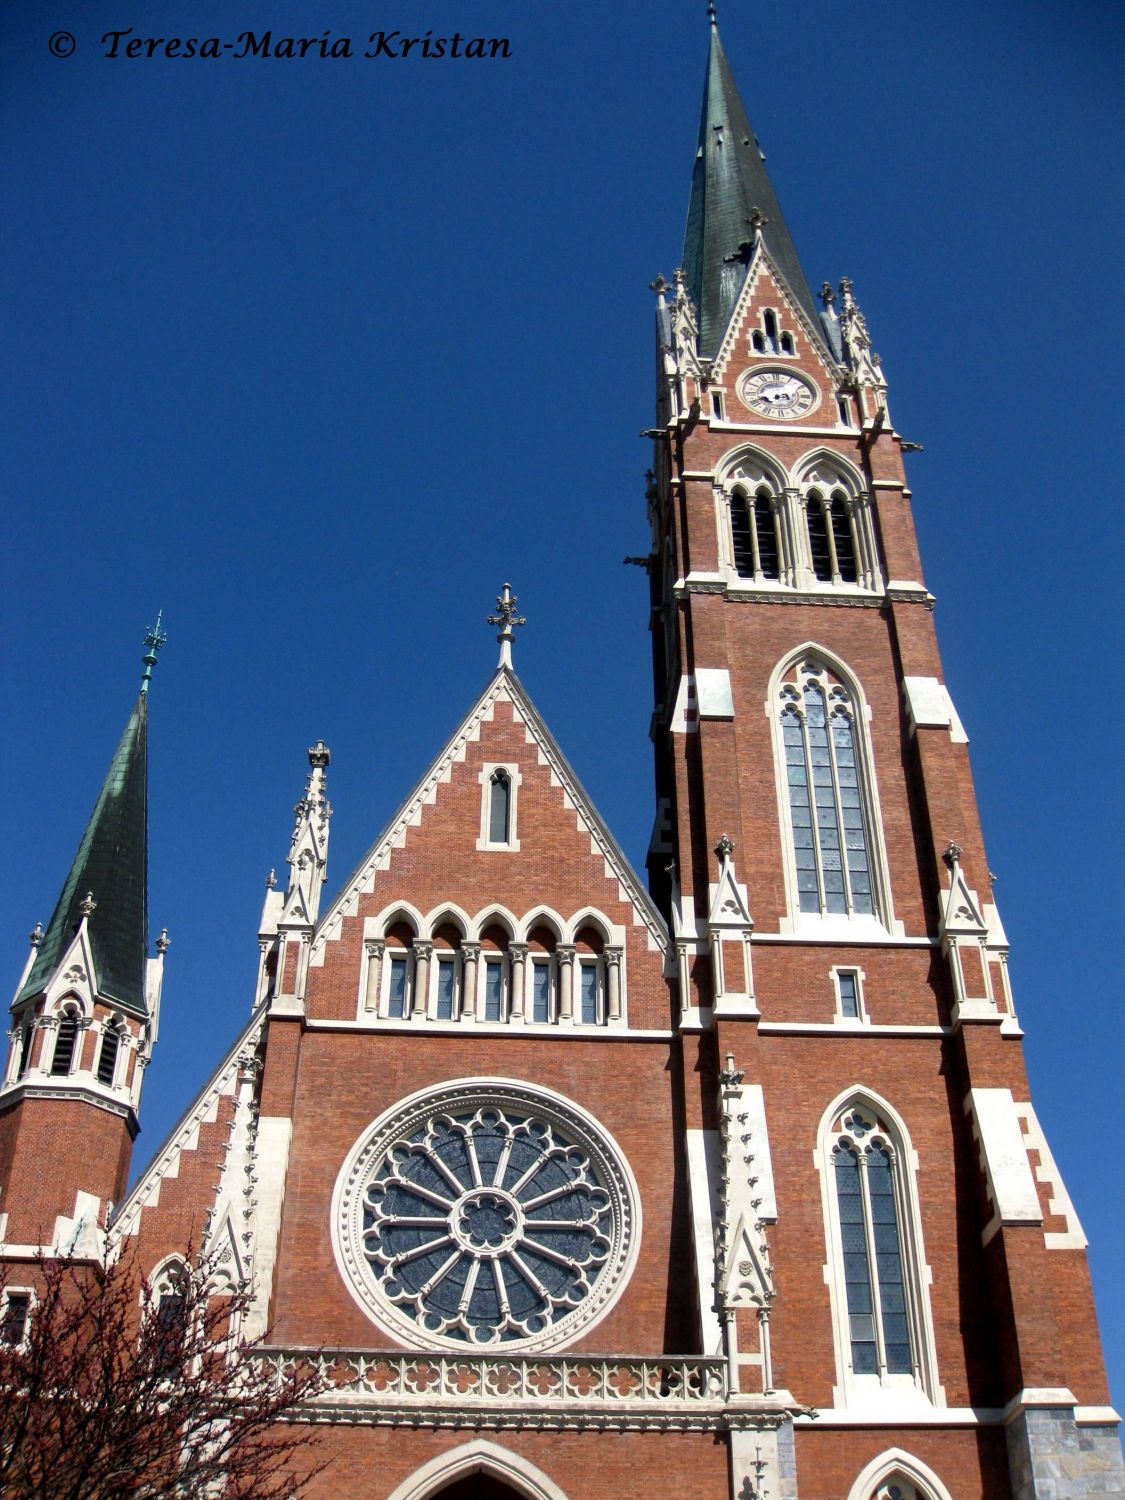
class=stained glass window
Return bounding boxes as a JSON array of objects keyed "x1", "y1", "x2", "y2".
[{"x1": 340, "y1": 1084, "x2": 636, "y2": 1351}]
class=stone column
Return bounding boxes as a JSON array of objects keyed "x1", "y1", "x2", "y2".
[
  {"x1": 411, "y1": 941, "x2": 432, "y2": 1020},
  {"x1": 460, "y1": 942, "x2": 480, "y2": 1022},
  {"x1": 509, "y1": 943, "x2": 528, "y2": 1020},
  {"x1": 557, "y1": 945, "x2": 576, "y2": 1021},
  {"x1": 362, "y1": 939, "x2": 385, "y2": 1012},
  {"x1": 605, "y1": 946, "x2": 623, "y2": 1021}
]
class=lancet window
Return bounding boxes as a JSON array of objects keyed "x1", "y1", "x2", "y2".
[
  {"x1": 778, "y1": 659, "x2": 879, "y2": 919},
  {"x1": 50, "y1": 1006, "x2": 80, "y2": 1076},
  {"x1": 731, "y1": 487, "x2": 781, "y2": 582},
  {"x1": 97, "y1": 1017, "x2": 124, "y2": 1086},
  {"x1": 821, "y1": 1097, "x2": 937, "y2": 1401},
  {"x1": 796, "y1": 458, "x2": 879, "y2": 591}
]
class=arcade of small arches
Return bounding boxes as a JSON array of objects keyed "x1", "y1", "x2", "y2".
[
  {"x1": 716, "y1": 446, "x2": 882, "y2": 594},
  {"x1": 357, "y1": 905, "x2": 626, "y2": 1028}
]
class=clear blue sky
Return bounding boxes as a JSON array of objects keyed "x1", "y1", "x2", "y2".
[{"x1": 3, "y1": 0, "x2": 1122, "y2": 1403}]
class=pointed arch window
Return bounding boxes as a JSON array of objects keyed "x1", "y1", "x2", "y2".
[
  {"x1": 97, "y1": 1017, "x2": 123, "y2": 1086},
  {"x1": 821, "y1": 1098, "x2": 939, "y2": 1403},
  {"x1": 15, "y1": 1017, "x2": 34, "y2": 1080},
  {"x1": 732, "y1": 487, "x2": 781, "y2": 582},
  {"x1": 51, "y1": 1008, "x2": 80, "y2": 1076},
  {"x1": 489, "y1": 771, "x2": 511, "y2": 844},
  {"x1": 797, "y1": 459, "x2": 878, "y2": 591},
  {"x1": 779, "y1": 661, "x2": 877, "y2": 917}
]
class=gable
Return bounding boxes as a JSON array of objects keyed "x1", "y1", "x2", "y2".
[
  {"x1": 309, "y1": 671, "x2": 667, "y2": 976},
  {"x1": 710, "y1": 246, "x2": 842, "y2": 407}
]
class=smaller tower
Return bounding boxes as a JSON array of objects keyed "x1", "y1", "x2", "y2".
[{"x1": 0, "y1": 621, "x2": 167, "y2": 1253}]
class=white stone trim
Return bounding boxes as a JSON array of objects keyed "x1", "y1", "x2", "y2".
[
  {"x1": 385, "y1": 1439, "x2": 570, "y2": 1500},
  {"x1": 903, "y1": 676, "x2": 969, "y2": 744},
  {"x1": 243, "y1": 1116, "x2": 292, "y2": 1339},
  {"x1": 964, "y1": 1088, "x2": 1042, "y2": 1241},
  {"x1": 695, "y1": 667, "x2": 734, "y2": 719},
  {"x1": 685, "y1": 1128, "x2": 724, "y2": 1355},
  {"x1": 830, "y1": 964, "x2": 868, "y2": 1025},
  {"x1": 1014, "y1": 1102, "x2": 1087, "y2": 1250},
  {"x1": 845, "y1": 1448, "x2": 954, "y2": 1500}
]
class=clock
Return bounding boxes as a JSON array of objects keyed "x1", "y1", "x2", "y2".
[{"x1": 739, "y1": 367, "x2": 819, "y2": 419}]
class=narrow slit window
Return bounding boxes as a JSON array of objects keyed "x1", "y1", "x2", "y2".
[
  {"x1": 807, "y1": 497, "x2": 833, "y2": 581},
  {"x1": 731, "y1": 492, "x2": 756, "y2": 578},
  {"x1": 51, "y1": 1012, "x2": 79, "y2": 1076},
  {"x1": 763, "y1": 310, "x2": 779, "y2": 352},
  {"x1": 387, "y1": 955, "x2": 409, "y2": 1018},
  {"x1": 711, "y1": 390, "x2": 725, "y2": 420},
  {"x1": 16, "y1": 1022, "x2": 33, "y2": 1079},
  {"x1": 753, "y1": 492, "x2": 780, "y2": 579},
  {"x1": 830, "y1": 495, "x2": 858, "y2": 582},
  {"x1": 489, "y1": 771, "x2": 511, "y2": 844},
  {"x1": 532, "y1": 963, "x2": 552, "y2": 1023},
  {"x1": 484, "y1": 961, "x2": 504, "y2": 1021},
  {"x1": 97, "y1": 1022, "x2": 121, "y2": 1086},
  {"x1": 580, "y1": 964, "x2": 600, "y2": 1025},
  {"x1": 435, "y1": 958, "x2": 457, "y2": 1020},
  {"x1": 837, "y1": 970, "x2": 861, "y2": 1018}
]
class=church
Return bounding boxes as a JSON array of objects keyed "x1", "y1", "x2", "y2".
[{"x1": 1, "y1": 17, "x2": 1120, "y2": 1500}]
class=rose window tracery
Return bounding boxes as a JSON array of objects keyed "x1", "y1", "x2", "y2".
[{"x1": 335, "y1": 1082, "x2": 638, "y2": 1351}]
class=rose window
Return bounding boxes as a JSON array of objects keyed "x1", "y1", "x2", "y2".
[{"x1": 335, "y1": 1082, "x2": 638, "y2": 1351}]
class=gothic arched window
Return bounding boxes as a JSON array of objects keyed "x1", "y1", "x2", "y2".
[
  {"x1": 796, "y1": 457, "x2": 879, "y2": 591},
  {"x1": 97, "y1": 1017, "x2": 123, "y2": 1087},
  {"x1": 732, "y1": 487, "x2": 781, "y2": 582},
  {"x1": 488, "y1": 770, "x2": 511, "y2": 844},
  {"x1": 821, "y1": 1098, "x2": 940, "y2": 1404},
  {"x1": 51, "y1": 1007, "x2": 80, "y2": 1076},
  {"x1": 778, "y1": 660, "x2": 877, "y2": 918}
]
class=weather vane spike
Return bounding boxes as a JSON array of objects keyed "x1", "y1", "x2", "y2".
[
  {"x1": 487, "y1": 583, "x2": 527, "y2": 670},
  {"x1": 140, "y1": 609, "x2": 167, "y2": 694}
]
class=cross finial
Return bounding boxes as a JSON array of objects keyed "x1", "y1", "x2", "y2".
[
  {"x1": 487, "y1": 583, "x2": 527, "y2": 670},
  {"x1": 140, "y1": 610, "x2": 167, "y2": 694}
]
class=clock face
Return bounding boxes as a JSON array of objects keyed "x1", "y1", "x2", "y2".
[{"x1": 739, "y1": 368, "x2": 819, "y2": 419}]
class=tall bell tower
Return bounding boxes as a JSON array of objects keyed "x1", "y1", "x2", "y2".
[{"x1": 646, "y1": 14, "x2": 1123, "y2": 1497}]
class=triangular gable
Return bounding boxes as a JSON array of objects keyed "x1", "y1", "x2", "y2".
[
  {"x1": 707, "y1": 860, "x2": 754, "y2": 932},
  {"x1": 719, "y1": 1210, "x2": 774, "y2": 1309},
  {"x1": 711, "y1": 239, "x2": 840, "y2": 387},
  {"x1": 311, "y1": 668, "x2": 668, "y2": 961},
  {"x1": 941, "y1": 865, "x2": 987, "y2": 938}
]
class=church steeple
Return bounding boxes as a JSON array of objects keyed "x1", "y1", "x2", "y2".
[
  {"x1": 17, "y1": 627, "x2": 163, "y2": 1018},
  {"x1": 682, "y1": 17, "x2": 821, "y2": 355}
]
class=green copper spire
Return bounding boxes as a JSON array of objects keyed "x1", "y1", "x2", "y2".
[
  {"x1": 682, "y1": 20, "x2": 821, "y2": 356},
  {"x1": 17, "y1": 634, "x2": 159, "y2": 1017}
]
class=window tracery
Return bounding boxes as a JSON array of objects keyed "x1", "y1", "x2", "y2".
[
  {"x1": 820, "y1": 1096, "x2": 939, "y2": 1404},
  {"x1": 335, "y1": 1081, "x2": 638, "y2": 1352},
  {"x1": 778, "y1": 659, "x2": 879, "y2": 919}
]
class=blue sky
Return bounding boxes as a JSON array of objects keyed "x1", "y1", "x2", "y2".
[{"x1": 2, "y1": 0, "x2": 1122, "y2": 1402}]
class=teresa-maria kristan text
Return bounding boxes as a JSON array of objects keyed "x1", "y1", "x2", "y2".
[{"x1": 100, "y1": 28, "x2": 512, "y2": 59}]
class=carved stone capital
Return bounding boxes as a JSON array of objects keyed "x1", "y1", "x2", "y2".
[
  {"x1": 555, "y1": 944, "x2": 577, "y2": 967},
  {"x1": 605, "y1": 946, "x2": 624, "y2": 971},
  {"x1": 364, "y1": 938, "x2": 386, "y2": 959},
  {"x1": 508, "y1": 943, "x2": 529, "y2": 964},
  {"x1": 461, "y1": 942, "x2": 481, "y2": 962},
  {"x1": 412, "y1": 940, "x2": 434, "y2": 961}
]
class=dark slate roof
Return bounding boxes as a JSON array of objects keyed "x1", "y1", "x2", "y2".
[
  {"x1": 682, "y1": 22, "x2": 822, "y2": 356},
  {"x1": 18, "y1": 695, "x2": 150, "y2": 1016}
]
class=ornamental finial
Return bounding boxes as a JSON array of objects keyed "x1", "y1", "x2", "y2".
[
  {"x1": 707, "y1": 0, "x2": 718, "y2": 27},
  {"x1": 715, "y1": 833, "x2": 735, "y2": 863},
  {"x1": 487, "y1": 583, "x2": 527, "y2": 670},
  {"x1": 78, "y1": 891, "x2": 97, "y2": 920},
  {"x1": 944, "y1": 841, "x2": 963, "y2": 867},
  {"x1": 140, "y1": 610, "x2": 167, "y2": 694}
]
